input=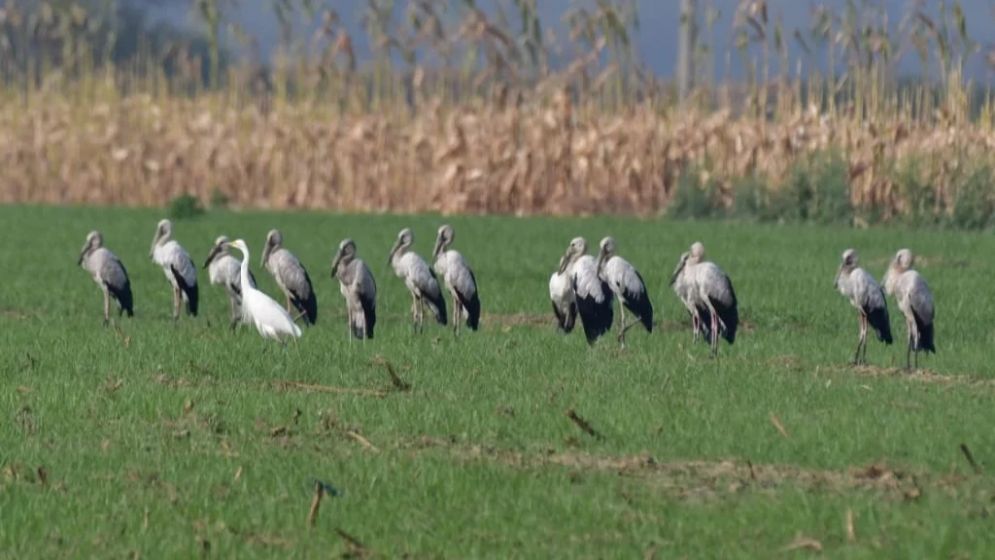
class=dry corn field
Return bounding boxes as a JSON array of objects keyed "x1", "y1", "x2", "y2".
[{"x1": 3, "y1": 89, "x2": 994, "y2": 218}]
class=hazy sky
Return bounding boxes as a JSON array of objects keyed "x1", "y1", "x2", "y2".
[{"x1": 144, "y1": 1, "x2": 995, "y2": 79}]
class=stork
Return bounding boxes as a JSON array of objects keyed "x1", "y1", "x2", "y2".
[
  {"x1": 883, "y1": 249, "x2": 935, "y2": 370},
  {"x1": 834, "y1": 248, "x2": 893, "y2": 365},
  {"x1": 669, "y1": 251, "x2": 711, "y2": 343},
  {"x1": 549, "y1": 267, "x2": 577, "y2": 333},
  {"x1": 77, "y1": 230, "x2": 134, "y2": 325},
  {"x1": 432, "y1": 224, "x2": 480, "y2": 335},
  {"x1": 557, "y1": 237, "x2": 613, "y2": 345},
  {"x1": 388, "y1": 228, "x2": 447, "y2": 332},
  {"x1": 330, "y1": 238, "x2": 377, "y2": 340},
  {"x1": 261, "y1": 229, "x2": 317, "y2": 325},
  {"x1": 204, "y1": 235, "x2": 256, "y2": 329},
  {"x1": 674, "y1": 242, "x2": 738, "y2": 357},
  {"x1": 150, "y1": 219, "x2": 198, "y2": 320},
  {"x1": 596, "y1": 236, "x2": 653, "y2": 347}
]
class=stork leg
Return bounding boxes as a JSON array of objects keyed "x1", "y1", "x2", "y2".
[
  {"x1": 853, "y1": 313, "x2": 869, "y2": 365},
  {"x1": 229, "y1": 298, "x2": 239, "y2": 331},
  {"x1": 453, "y1": 292, "x2": 461, "y2": 337},
  {"x1": 617, "y1": 301, "x2": 627, "y2": 348},
  {"x1": 690, "y1": 310, "x2": 700, "y2": 343},
  {"x1": 102, "y1": 286, "x2": 111, "y2": 326},
  {"x1": 285, "y1": 294, "x2": 293, "y2": 314},
  {"x1": 172, "y1": 286, "x2": 181, "y2": 321},
  {"x1": 410, "y1": 292, "x2": 419, "y2": 333},
  {"x1": 703, "y1": 300, "x2": 720, "y2": 357}
]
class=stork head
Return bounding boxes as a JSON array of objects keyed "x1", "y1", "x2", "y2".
[
  {"x1": 204, "y1": 235, "x2": 230, "y2": 269},
  {"x1": 893, "y1": 248, "x2": 914, "y2": 271},
  {"x1": 150, "y1": 219, "x2": 172, "y2": 258},
  {"x1": 262, "y1": 229, "x2": 282, "y2": 266},
  {"x1": 388, "y1": 228, "x2": 414, "y2": 265},
  {"x1": 331, "y1": 238, "x2": 356, "y2": 278},
  {"x1": 835, "y1": 248, "x2": 858, "y2": 288},
  {"x1": 557, "y1": 237, "x2": 586, "y2": 274},
  {"x1": 79, "y1": 230, "x2": 103, "y2": 266},
  {"x1": 433, "y1": 224, "x2": 455, "y2": 259},
  {"x1": 669, "y1": 251, "x2": 690, "y2": 286},
  {"x1": 596, "y1": 236, "x2": 616, "y2": 271},
  {"x1": 688, "y1": 241, "x2": 705, "y2": 263}
]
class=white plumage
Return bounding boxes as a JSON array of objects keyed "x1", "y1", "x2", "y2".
[
  {"x1": 597, "y1": 236, "x2": 653, "y2": 347},
  {"x1": 388, "y1": 228, "x2": 447, "y2": 332},
  {"x1": 883, "y1": 248, "x2": 935, "y2": 369},
  {"x1": 669, "y1": 251, "x2": 708, "y2": 342},
  {"x1": 834, "y1": 248, "x2": 893, "y2": 365},
  {"x1": 204, "y1": 235, "x2": 256, "y2": 329},
  {"x1": 671, "y1": 242, "x2": 738, "y2": 356},
  {"x1": 433, "y1": 224, "x2": 480, "y2": 334},
  {"x1": 557, "y1": 237, "x2": 613, "y2": 345},
  {"x1": 331, "y1": 238, "x2": 377, "y2": 340},
  {"x1": 78, "y1": 230, "x2": 134, "y2": 324},
  {"x1": 150, "y1": 219, "x2": 198, "y2": 319},
  {"x1": 548, "y1": 269, "x2": 577, "y2": 333},
  {"x1": 228, "y1": 239, "x2": 302, "y2": 341}
]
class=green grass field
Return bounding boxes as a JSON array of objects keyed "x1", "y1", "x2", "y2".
[{"x1": 3, "y1": 205, "x2": 995, "y2": 558}]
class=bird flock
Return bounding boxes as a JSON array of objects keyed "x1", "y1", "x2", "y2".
[{"x1": 76, "y1": 220, "x2": 936, "y2": 370}]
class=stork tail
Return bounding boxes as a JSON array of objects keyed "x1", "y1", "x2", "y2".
[
  {"x1": 866, "y1": 305, "x2": 893, "y2": 344},
  {"x1": 913, "y1": 311, "x2": 935, "y2": 353},
  {"x1": 170, "y1": 265, "x2": 198, "y2": 317}
]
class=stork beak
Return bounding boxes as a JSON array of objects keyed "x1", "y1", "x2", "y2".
[
  {"x1": 557, "y1": 251, "x2": 571, "y2": 274},
  {"x1": 204, "y1": 244, "x2": 222, "y2": 269},
  {"x1": 596, "y1": 247, "x2": 608, "y2": 272},
  {"x1": 387, "y1": 239, "x2": 402, "y2": 266},
  {"x1": 833, "y1": 265, "x2": 842, "y2": 289},
  {"x1": 668, "y1": 260, "x2": 685, "y2": 287},
  {"x1": 330, "y1": 251, "x2": 343, "y2": 278},
  {"x1": 149, "y1": 231, "x2": 159, "y2": 259},
  {"x1": 262, "y1": 237, "x2": 277, "y2": 267},
  {"x1": 77, "y1": 246, "x2": 87, "y2": 266},
  {"x1": 431, "y1": 235, "x2": 444, "y2": 260}
]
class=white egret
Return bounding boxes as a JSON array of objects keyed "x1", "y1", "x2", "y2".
[{"x1": 227, "y1": 239, "x2": 302, "y2": 342}]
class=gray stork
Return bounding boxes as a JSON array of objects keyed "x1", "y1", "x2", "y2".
[
  {"x1": 77, "y1": 230, "x2": 134, "y2": 325},
  {"x1": 432, "y1": 224, "x2": 481, "y2": 335},
  {"x1": 330, "y1": 238, "x2": 377, "y2": 340},
  {"x1": 204, "y1": 235, "x2": 256, "y2": 329},
  {"x1": 548, "y1": 268, "x2": 577, "y2": 333},
  {"x1": 558, "y1": 237, "x2": 613, "y2": 345},
  {"x1": 669, "y1": 251, "x2": 711, "y2": 343},
  {"x1": 150, "y1": 219, "x2": 198, "y2": 319},
  {"x1": 674, "y1": 242, "x2": 738, "y2": 357},
  {"x1": 883, "y1": 249, "x2": 935, "y2": 370},
  {"x1": 261, "y1": 229, "x2": 317, "y2": 325},
  {"x1": 388, "y1": 228, "x2": 447, "y2": 332},
  {"x1": 596, "y1": 236, "x2": 653, "y2": 347},
  {"x1": 834, "y1": 248, "x2": 893, "y2": 365}
]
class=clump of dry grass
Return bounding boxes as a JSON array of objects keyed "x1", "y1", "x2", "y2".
[{"x1": 2, "y1": 86, "x2": 993, "y2": 221}]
